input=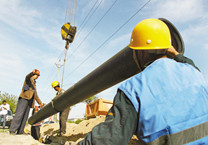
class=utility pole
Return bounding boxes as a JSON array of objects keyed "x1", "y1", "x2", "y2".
[
  {"x1": 55, "y1": 59, "x2": 63, "y2": 95},
  {"x1": 55, "y1": 59, "x2": 62, "y2": 82},
  {"x1": 53, "y1": 59, "x2": 63, "y2": 121}
]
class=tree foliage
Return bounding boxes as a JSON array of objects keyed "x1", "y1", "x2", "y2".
[
  {"x1": 75, "y1": 119, "x2": 83, "y2": 124},
  {"x1": 83, "y1": 96, "x2": 98, "y2": 104},
  {"x1": 0, "y1": 91, "x2": 18, "y2": 114}
]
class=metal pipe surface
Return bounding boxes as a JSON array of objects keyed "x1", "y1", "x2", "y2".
[
  {"x1": 29, "y1": 46, "x2": 139, "y2": 125},
  {"x1": 28, "y1": 18, "x2": 184, "y2": 125}
]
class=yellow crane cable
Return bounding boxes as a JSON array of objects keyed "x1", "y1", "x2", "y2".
[
  {"x1": 64, "y1": 0, "x2": 70, "y2": 23},
  {"x1": 65, "y1": 0, "x2": 77, "y2": 25},
  {"x1": 72, "y1": 0, "x2": 77, "y2": 25}
]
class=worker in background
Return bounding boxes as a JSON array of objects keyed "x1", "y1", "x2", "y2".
[
  {"x1": 10, "y1": 69, "x2": 43, "y2": 135},
  {"x1": 78, "y1": 19, "x2": 208, "y2": 144},
  {"x1": 52, "y1": 81, "x2": 71, "y2": 136},
  {"x1": 0, "y1": 100, "x2": 10, "y2": 129}
]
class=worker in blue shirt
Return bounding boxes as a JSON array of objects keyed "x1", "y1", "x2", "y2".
[{"x1": 78, "y1": 19, "x2": 208, "y2": 145}]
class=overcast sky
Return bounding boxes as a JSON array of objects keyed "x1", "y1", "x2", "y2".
[{"x1": 0, "y1": 0, "x2": 207, "y2": 118}]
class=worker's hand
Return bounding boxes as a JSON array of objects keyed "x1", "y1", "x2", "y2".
[
  {"x1": 166, "y1": 47, "x2": 179, "y2": 58},
  {"x1": 40, "y1": 103, "x2": 44, "y2": 108},
  {"x1": 32, "y1": 69, "x2": 37, "y2": 74}
]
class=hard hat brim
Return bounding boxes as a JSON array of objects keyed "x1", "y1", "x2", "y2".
[{"x1": 129, "y1": 46, "x2": 170, "y2": 50}]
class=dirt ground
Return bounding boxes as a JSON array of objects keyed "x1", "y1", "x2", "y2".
[
  {"x1": 37, "y1": 116, "x2": 141, "y2": 145},
  {"x1": 0, "y1": 130, "x2": 43, "y2": 145},
  {"x1": 0, "y1": 116, "x2": 141, "y2": 145}
]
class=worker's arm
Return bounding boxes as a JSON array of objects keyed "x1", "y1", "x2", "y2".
[
  {"x1": 27, "y1": 71, "x2": 43, "y2": 107},
  {"x1": 26, "y1": 70, "x2": 39, "y2": 87},
  {"x1": 23, "y1": 72, "x2": 34, "y2": 92},
  {"x1": 25, "y1": 72, "x2": 34, "y2": 85},
  {"x1": 174, "y1": 54, "x2": 200, "y2": 71},
  {"x1": 166, "y1": 47, "x2": 200, "y2": 71},
  {"x1": 77, "y1": 89, "x2": 138, "y2": 145},
  {"x1": 35, "y1": 92, "x2": 43, "y2": 107},
  {"x1": 32, "y1": 83, "x2": 43, "y2": 107},
  {"x1": 3, "y1": 106, "x2": 8, "y2": 110},
  {"x1": 26, "y1": 70, "x2": 40, "y2": 90}
]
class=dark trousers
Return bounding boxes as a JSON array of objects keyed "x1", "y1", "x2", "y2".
[
  {"x1": 0, "y1": 114, "x2": 7, "y2": 129},
  {"x1": 10, "y1": 97, "x2": 33, "y2": 134},
  {"x1": 59, "y1": 107, "x2": 70, "y2": 134},
  {"x1": 31, "y1": 126, "x2": 40, "y2": 140}
]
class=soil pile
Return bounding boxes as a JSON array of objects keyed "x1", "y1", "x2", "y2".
[{"x1": 38, "y1": 116, "x2": 141, "y2": 145}]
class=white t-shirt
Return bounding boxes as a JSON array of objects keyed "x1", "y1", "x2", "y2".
[{"x1": 0, "y1": 104, "x2": 10, "y2": 115}]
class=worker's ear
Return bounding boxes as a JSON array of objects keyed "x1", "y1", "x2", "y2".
[{"x1": 166, "y1": 47, "x2": 179, "y2": 59}]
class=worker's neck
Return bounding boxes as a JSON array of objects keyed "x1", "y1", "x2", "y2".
[
  {"x1": 159, "y1": 55, "x2": 167, "y2": 59},
  {"x1": 57, "y1": 87, "x2": 62, "y2": 92},
  {"x1": 141, "y1": 53, "x2": 167, "y2": 68}
]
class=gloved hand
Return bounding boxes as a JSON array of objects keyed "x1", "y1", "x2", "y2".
[
  {"x1": 166, "y1": 47, "x2": 179, "y2": 58},
  {"x1": 40, "y1": 103, "x2": 44, "y2": 108}
]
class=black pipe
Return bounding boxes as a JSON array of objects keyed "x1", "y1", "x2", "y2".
[
  {"x1": 29, "y1": 18, "x2": 184, "y2": 125},
  {"x1": 29, "y1": 46, "x2": 139, "y2": 125}
]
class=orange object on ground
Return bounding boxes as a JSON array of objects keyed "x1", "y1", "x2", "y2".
[{"x1": 85, "y1": 98, "x2": 113, "y2": 119}]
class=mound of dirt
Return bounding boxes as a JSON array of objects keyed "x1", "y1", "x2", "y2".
[
  {"x1": 68, "y1": 115, "x2": 105, "y2": 135},
  {"x1": 38, "y1": 116, "x2": 141, "y2": 145}
]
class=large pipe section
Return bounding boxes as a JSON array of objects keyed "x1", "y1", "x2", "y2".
[
  {"x1": 29, "y1": 18, "x2": 184, "y2": 125},
  {"x1": 29, "y1": 46, "x2": 139, "y2": 125}
]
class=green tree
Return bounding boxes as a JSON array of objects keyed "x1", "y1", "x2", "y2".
[
  {"x1": 83, "y1": 96, "x2": 98, "y2": 104},
  {"x1": 75, "y1": 119, "x2": 83, "y2": 124},
  {"x1": 0, "y1": 91, "x2": 18, "y2": 114}
]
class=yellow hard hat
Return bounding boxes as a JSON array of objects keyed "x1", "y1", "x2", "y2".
[
  {"x1": 52, "y1": 81, "x2": 59, "y2": 88},
  {"x1": 129, "y1": 18, "x2": 172, "y2": 50}
]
